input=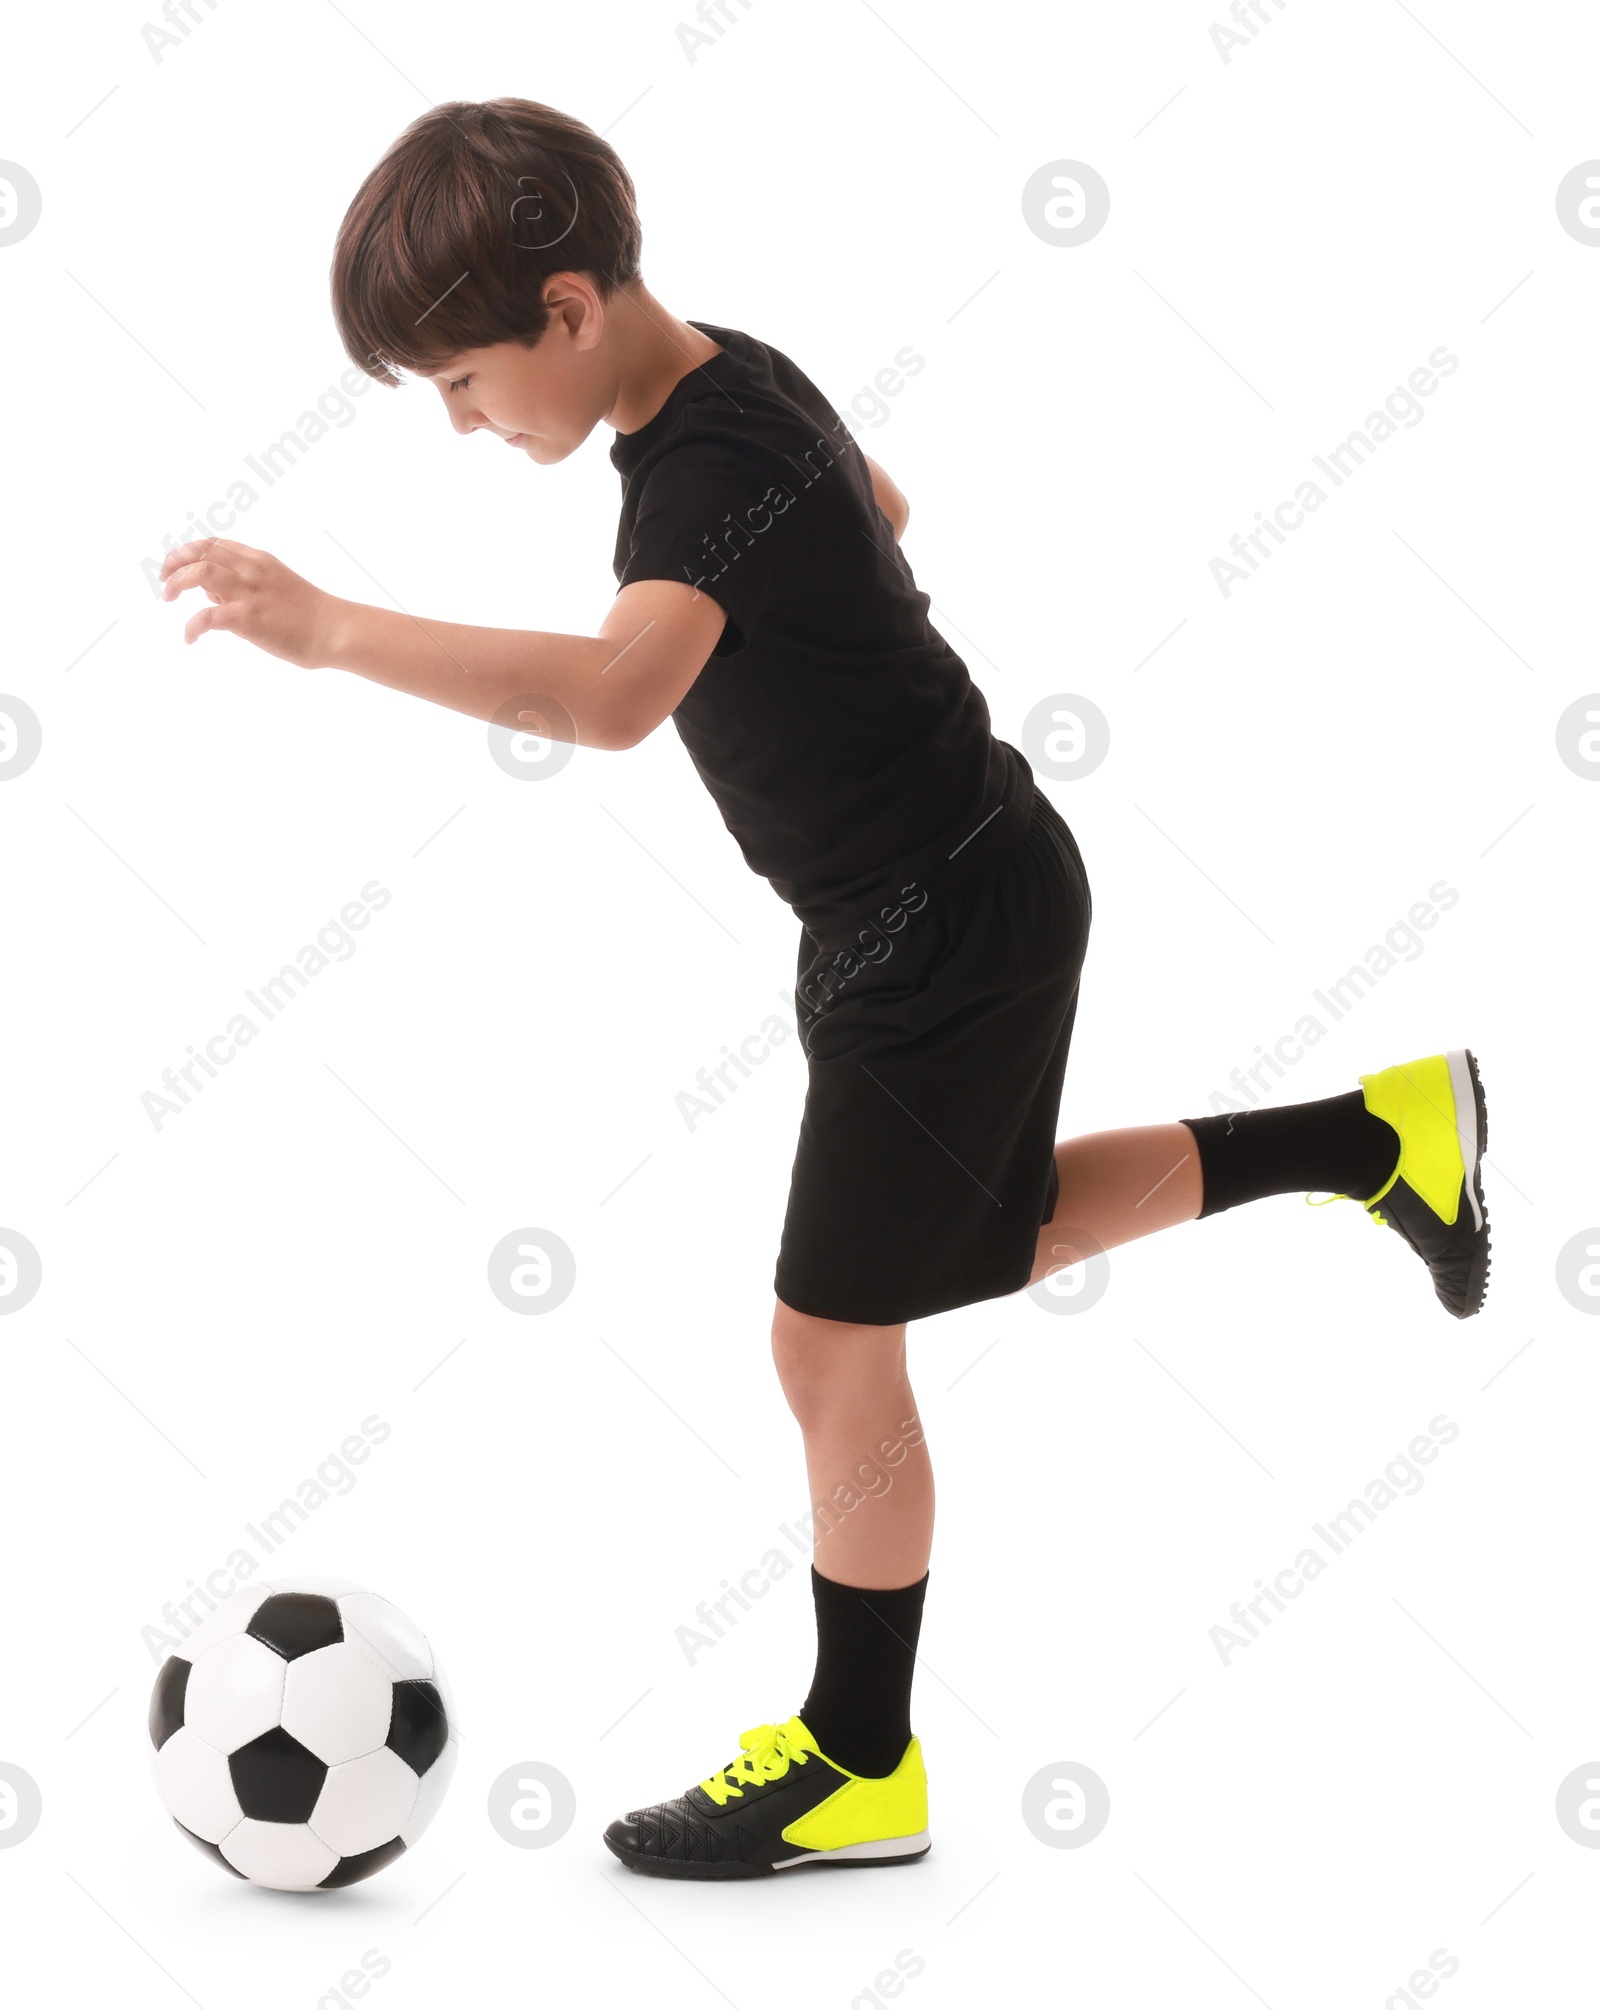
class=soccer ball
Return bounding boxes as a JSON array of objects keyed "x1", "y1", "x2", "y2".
[{"x1": 147, "y1": 1576, "x2": 457, "y2": 1890}]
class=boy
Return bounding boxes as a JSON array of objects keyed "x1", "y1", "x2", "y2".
[{"x1": 159, "y1": 98, "x2": 1492, "y2": 1881}]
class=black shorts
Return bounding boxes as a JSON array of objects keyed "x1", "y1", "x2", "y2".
[{"x1": 774, "y1": 786, "x2": 1092, "y2": 1325}]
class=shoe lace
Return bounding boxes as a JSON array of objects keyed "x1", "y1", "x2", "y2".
[
  {"x1": 698, "y1": 1722, "x2": 808, "y2": 1807},
  {"x1": 1306, "y1": 1191, "x2": 1387, "y2": 1225}
]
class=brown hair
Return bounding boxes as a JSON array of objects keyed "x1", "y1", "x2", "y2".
[{"x1": 331, "y1": 98, "x2": 643, "y2": 385}]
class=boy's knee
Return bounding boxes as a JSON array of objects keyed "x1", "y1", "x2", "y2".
[
  {"x1": 771, "y1": 1329, "x2": 829, "y2": 1424},
  {"x1": 770, "y1": 1300, "x2": 904, "y2": 1426}
]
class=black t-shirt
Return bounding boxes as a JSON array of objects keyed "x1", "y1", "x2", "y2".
[{"x1": 609, "y1": 320, "x2": 1034, "y2": 953}]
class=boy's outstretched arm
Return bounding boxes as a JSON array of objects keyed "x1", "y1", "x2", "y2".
[{"x1": 158, "y1": 536, "x2": 726, "y2": 751}]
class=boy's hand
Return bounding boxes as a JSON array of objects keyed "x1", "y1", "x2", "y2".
[{"x1": 158, "y1": 538, "x2": 342, "y2": 669}]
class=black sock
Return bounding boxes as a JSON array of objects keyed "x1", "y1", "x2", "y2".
[
  {"x1": 799, "y1": 1566, "x2": 927, "y2": 1778},
  {"x1": 1181, "y1": 1090, "x2": 1398, "y2": 1218}
]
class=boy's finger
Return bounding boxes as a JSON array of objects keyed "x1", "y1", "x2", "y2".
[
  {"x1": 159, "y1": 536, "x2": 248, "y2": 579},
  {"x1": 184, "y1": 602, "x2": 235, "y2": 645},
  {"x1": 162, "y1": 559, "x2": 242, "y2": 601},
  {"x1": 158, "y1": 537, "x2": 220, "y2": 578}
]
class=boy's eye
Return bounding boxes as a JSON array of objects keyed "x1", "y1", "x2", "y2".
[{"x1": 448, "y1": 376, "x2": 472, "y2": 393}]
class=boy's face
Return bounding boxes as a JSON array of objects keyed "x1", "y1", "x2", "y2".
[{"x1": 421, "y1": 317, "x2": 603, "y2": 465}]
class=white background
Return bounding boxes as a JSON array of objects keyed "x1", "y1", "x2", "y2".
[{"x1": 1, "y1": 0, "x2": 1597, "y2": 2004}]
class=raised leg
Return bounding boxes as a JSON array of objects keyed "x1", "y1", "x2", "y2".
[{"x1": 1029, "y1": 1122, "x2": 1203, "y2": 1285}]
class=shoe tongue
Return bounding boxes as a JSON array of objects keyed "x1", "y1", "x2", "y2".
[{"x1": 779, "y1": 1713, "x2": 823, "y2": 1759}]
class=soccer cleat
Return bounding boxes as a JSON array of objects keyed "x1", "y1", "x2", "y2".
[
  {"x1": 1313, "y1": 1049, "x2": 1491, "y2": 1319},
  {"x1": 602, "y1": 1715, "x2": 930, "y2": 1880}
]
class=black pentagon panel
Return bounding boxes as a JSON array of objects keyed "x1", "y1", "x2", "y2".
[
  {"x1": 228, "y1": 1725, "x2": 328, "y2": 1822},
  {"x1": 173, "y1": 1817, "x2": 246, "y2": 1877},
  {"x1": 148, "y1": 1657, "x2": 190, "y2": 1750},
  {"x1": 319, "y1": 1836, "x2": 406, "y2": 1888},
  {"x1": 246, "y1": 1592, "x2": 344, "y2": 1660},
  {"x1": 387, "y1": 1680, "x2": 449, "y2": 1776}
]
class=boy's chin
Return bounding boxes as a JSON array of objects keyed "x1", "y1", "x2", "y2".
[{"x1": 523, "y1": 417, "x2": 600, "y2": 465}]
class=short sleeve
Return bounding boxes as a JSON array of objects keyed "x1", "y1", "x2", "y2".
[{"x1": 618, "y1": 439, "x2": 798, "y2": 657}]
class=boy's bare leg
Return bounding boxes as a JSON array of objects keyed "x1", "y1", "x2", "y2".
[
  {"x1": 770, "y1": 1302, "x2": 932, "y2": 1589},
  {"x1": 1029, "y1": 1122, "x2": 1203, "y2": 1283},
  {"x1": 769, "y1": 1127, "x2": 1204, "y2": 1587}
]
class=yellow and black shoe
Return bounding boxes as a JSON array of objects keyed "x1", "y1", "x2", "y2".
[
  {"x1": 603, "y1": 1715, "x2": 930, "y2": 1880},
  {"x1": 1314, "y1": 1049, "x2": 1491, "y2": 1319}
]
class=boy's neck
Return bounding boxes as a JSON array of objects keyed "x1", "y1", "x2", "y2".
[{"x1": 604, "y1": 281, "x2": 724, "y2": 436}]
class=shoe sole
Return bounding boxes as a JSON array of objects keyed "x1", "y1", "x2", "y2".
[
  {"x1": 1450, "y1": 1047, "x2": 1492, "y2": 1317},
  {"x1": 773, "y1": 1830, "x2": 932, "y2": 1870},
  {"x1": 1364, "y1": 1049, "x2": 1492, "y2": 1319},
  {"x1": 604, "y1": 1832, "x2": 932, "y2": 1881},
  {"x1": 1446, "y1": 1048, "x2": 1484, "y2": 1232}
]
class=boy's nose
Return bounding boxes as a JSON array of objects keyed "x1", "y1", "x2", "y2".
[{"x1": 436, "y1": 385, "x2": 482, "y2": 436}]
